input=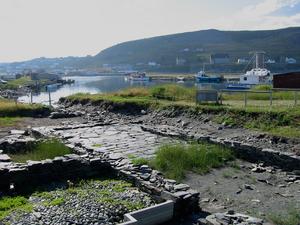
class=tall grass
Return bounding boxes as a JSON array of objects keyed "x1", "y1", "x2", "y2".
[
  {"x1": 9, "y1": 139, "x2": 71, "y2": 163},
  {"x1": 0, "y1": 99, "x2": 48, "y2": 117},
  {"x1": 147, "y1": 143, "x2": 235, "y2": 181},
  {"x1": 268, "y1": 208, "x2": 300, "y2": 225},
  {"x1": 150, "y1": 84, "x2": 196, "y2": 101}
]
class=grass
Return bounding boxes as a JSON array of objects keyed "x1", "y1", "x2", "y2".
[
  {"x1": 47, "y1": 198, "x2": 65, "y2": 206},
  {"x1": 0, "y1": 196, "x2": 33, "y2": 220},
  {"x1": 0, "y1": 98, "x2": 49, "y2": 117},
  {"x1": 9, "y1": 138, "x2": 71, "y2": 163},
  {"x1": 0, "y1": 117, "x2": 21, "y2": 127},
  {"x1": 64, "y1": 84, "x2": 300, "y2": 138},
  {"x1": 268, "y1": 208, "x2": 300, "y2": 225},
  {"x1": 92, "y1": 143, "x2": 102, "y2": 147},
  {"x1": 138, "y1": 142, "x2": 235, "y2": 181},
  {"x1": 0, "y1": 76, "x2": 34, "y2": 89}
]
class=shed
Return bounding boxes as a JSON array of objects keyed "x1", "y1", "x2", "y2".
[{"x1": 273, "y1": 72, "x2": 300, "y2": 89}]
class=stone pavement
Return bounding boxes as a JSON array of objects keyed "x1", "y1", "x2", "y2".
[{"x1": 35, "y1": 123, "x2": 176, "y2": 159}]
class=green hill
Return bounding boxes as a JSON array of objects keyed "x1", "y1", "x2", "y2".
[{"x1": 94, "y1": 27, "x2": 300, "y2": 67}]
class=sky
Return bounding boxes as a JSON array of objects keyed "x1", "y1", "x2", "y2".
[{"x1": 0, "y1": 0, "x2": 299, "y2": 62}]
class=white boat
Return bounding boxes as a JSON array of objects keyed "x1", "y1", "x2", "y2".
[
  {"x1": 240, "y1": 52, "x2": 272, "y2": 85},
  {"x1": 126, "y1": 72, "x2": 150, "y2": 82}
]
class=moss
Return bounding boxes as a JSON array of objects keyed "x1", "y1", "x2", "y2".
[
  {"x1": 9, "y1": 138, "x2": 71, "y2": 163},
  {"x1": 0, "y1": 196, "x2": 33, "y2": 220}
]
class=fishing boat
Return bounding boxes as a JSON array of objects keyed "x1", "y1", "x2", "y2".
[
  {"x1": 240, "y1": 51, "x2": 272, "y2": 85},
  {"x1": 195, "y1": 71, "x2": 222, "y2": 83},
  {"x1": 125, "y1": 72, "x2": 150, "y2": 82}
]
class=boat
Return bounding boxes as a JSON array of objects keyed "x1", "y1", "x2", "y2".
[
  {"x1": 195, "y1": 71, "x2": 222, "y2": 83},
  {"x1": 125, "y1": 72, "x2": 150, "y2": 82},
  {"x1": 226, "y1": 83, "x2": 251, "y2": 90},
  {"x1": 176, "y1": 76, "x2": 185, "y2": 83},
  {"x1": 239, "y1": 51, "x2": 272, "y2": 85}
]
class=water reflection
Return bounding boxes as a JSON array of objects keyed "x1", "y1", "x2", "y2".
[{"x1": 18, "y1": 76, "x2": 226, "y2": 104}]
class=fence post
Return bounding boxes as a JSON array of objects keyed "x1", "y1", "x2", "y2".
[
  {"x1": 30, "y1": 92, "x2": 33, "y2": 104},
  {"x1": 244, "y1": 92, "x2": 247, "y2": 107},
  {"x1": 295, "y1": 91, "x2": 297, "y2": 106},
  {"x1": 270, "y1": 91, "x2": 273, "y2": 107},
  {"x1": 219, "y1": 90, "x2": 223, "y2": 105},
  {"x1": 48, "y1": 91, "x2": 51, "y2": 107}
]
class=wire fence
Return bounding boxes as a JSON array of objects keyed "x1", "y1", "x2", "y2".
[{"x1": 197, "y1": 88, "x2": 300, "y2": 109}]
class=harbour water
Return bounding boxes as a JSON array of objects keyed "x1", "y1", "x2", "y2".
[{"x1": 18, "y1": 75, "x2": 227, "y2": 104}]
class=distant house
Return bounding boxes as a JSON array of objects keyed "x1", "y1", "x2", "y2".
[
  {"x1": 176, "y1": 57, "x2": 186, "y2": 66},
  {"x1": 266, "y1": 59, "x2": 276, "y2": 64},
  {"x1": 148, "y1": 62, "x2": 157, "y2": 66},
  {"x1": 285, "y1": 57, "x2": 297, "y2": 64},
  {"x1": 30, "y1": 72, "x2": 59, "y2": 81},
  {"x1": 273, "y1": 72, "x2": 300, "y2": 89},
  {"x1": 182, "y1": 48, "x2": 190, "y2": 52},
  {"x1": 237, "y1": 58, "x2": 249, "y2": 64},
  {"x1": 210, "y1": 54, "x2": 230, "y2": 64}
]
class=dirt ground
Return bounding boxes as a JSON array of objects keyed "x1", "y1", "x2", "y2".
[
  {"x1": 0, "y1": 117, "x2": 86, "y2": 139},
  {"x1": 183, "y1": 160, "x2": 300, "y2": 219}
]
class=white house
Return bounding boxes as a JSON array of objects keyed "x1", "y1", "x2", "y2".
[
  {"x1": 237, "y1": 59, "x2": 249, "y2": 64},
  {"x1": 266, "y1": 59, "x2": 276, "y2": 64},
  {"x1": 285, "y1": 57, "x2": 297, "y2": 64}
]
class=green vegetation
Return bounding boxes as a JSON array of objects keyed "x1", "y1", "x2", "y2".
[
  {"x1": 94, "y1": 27, "x2": 300, "y2": 69},
  {"x1": 135, "y1": 143, "x2": 235, "y2": 181},
  {"x1": 9, "y1": 138, "x2": 71, "y2": 163},
  {"x1": 0, "y1": 196, "x2": 32, "y2": 220},
  {"x1": 0, "y1": 98, "x2": 49, "y2": 117},
  {"x1": 222, "y1": 85, "x2": 297, "y2": 101},
  {"x1": 268, "y1": 208, "x2": 300, "y2": 225},
  {"x1": 65, "y1": 84, "x2": 300, "y2": 138},
  {"x1": 0, "y1": 117, "x2": 21, "y2": 127},
  {"x1": 48, "y1": 198, "x2": 65, "y2": 206},
  {"x1": 92, "y1": 143, "x2": 102, "y2": 147},
  {"x1": 0, "y1": 76, "x2": 34, "y2": 89}
]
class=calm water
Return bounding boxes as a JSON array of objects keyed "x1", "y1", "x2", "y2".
[{"x1": 18, "y1": 76, "x2": 227, "y2": 105}]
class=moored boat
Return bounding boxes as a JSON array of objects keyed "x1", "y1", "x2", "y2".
[
  {"x1": 125, "y1": 72, "x2": 150, "y2": 82},
  {"x1": 239, "y1": 51, "x2": 272, "y2": 85},
  {"x1": 195, "y1": 71, "x2": 222, "y2": 83}
]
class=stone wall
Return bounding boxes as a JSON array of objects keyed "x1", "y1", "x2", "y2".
[
  {"x1": 141, "y1": 125, "x2": 300, "y2": 171},
  {"x1": 0, "y1": 137, "x2": 200, "y2": 218}
]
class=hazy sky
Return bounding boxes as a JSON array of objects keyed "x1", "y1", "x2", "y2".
[{"x1": 0, "y1": 0, "x2": 299, "y2": 62}]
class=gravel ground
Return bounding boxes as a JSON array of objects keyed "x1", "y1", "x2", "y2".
[
  {"x1": 183, "y1": 160, "x2": 300, "y2": 219},
  {"x1": 1, "y1": 179, "x2": 155, "y2": 225}
]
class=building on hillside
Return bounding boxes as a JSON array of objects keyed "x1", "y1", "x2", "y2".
[
  {"x1": 148, "y1": 62, "x2": 157, "y2": 66},
  {"x1": 176, "y1": 57, "x2": 186, "y2": 66},
  {"x1": 30, "y1": 72, "x2": 59, "y2": 81},
  {"x1": 285, "y1": 57, "x2": 297, "y2": 64},
  {"x1": 237, "y1": 58, "x2": 249, "y2": 64},
  {"x1": 266, "y1": 59, "x2": 276, "y2": 64},
  {"x1": 210, "y1": 54, "x2": 230, "y2": 64},
  {"x1": 273, "y1": 72, "x2": 300, "y2": 89}
]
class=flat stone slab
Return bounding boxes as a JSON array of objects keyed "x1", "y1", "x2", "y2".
[{"x1": 0, "y1": 154, "x2": 11, "y2": 162}]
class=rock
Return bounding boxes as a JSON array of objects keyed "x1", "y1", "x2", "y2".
[
  {"x1": 246, "y1": 217, "x2": 263, "y2": 224},
  {"x1": 244, "y1": 184, "x2": 254, "y2": 190},
  {"x1": 201, "y1": 198, "x2": 210, "y2": 203},
  {"x1": 174, "y1": 183, "x2": 190, "y2": 191},
  {"x1": 10, "y1": 130, "x2": 27, "y2": 135},
  {"x1": 0, "y1": 154, "x2": 11, "y2": 162},
  {"x1": 236, "y1": 188, "x2": 243, "y2": 194},
  {"x1": 33, "y1": 212, "x2": 42, "y2": 219}
]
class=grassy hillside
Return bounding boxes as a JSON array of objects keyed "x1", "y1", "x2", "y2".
[{"x1": 94, "y1": 27, "x2": 300, "y2": 66}]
